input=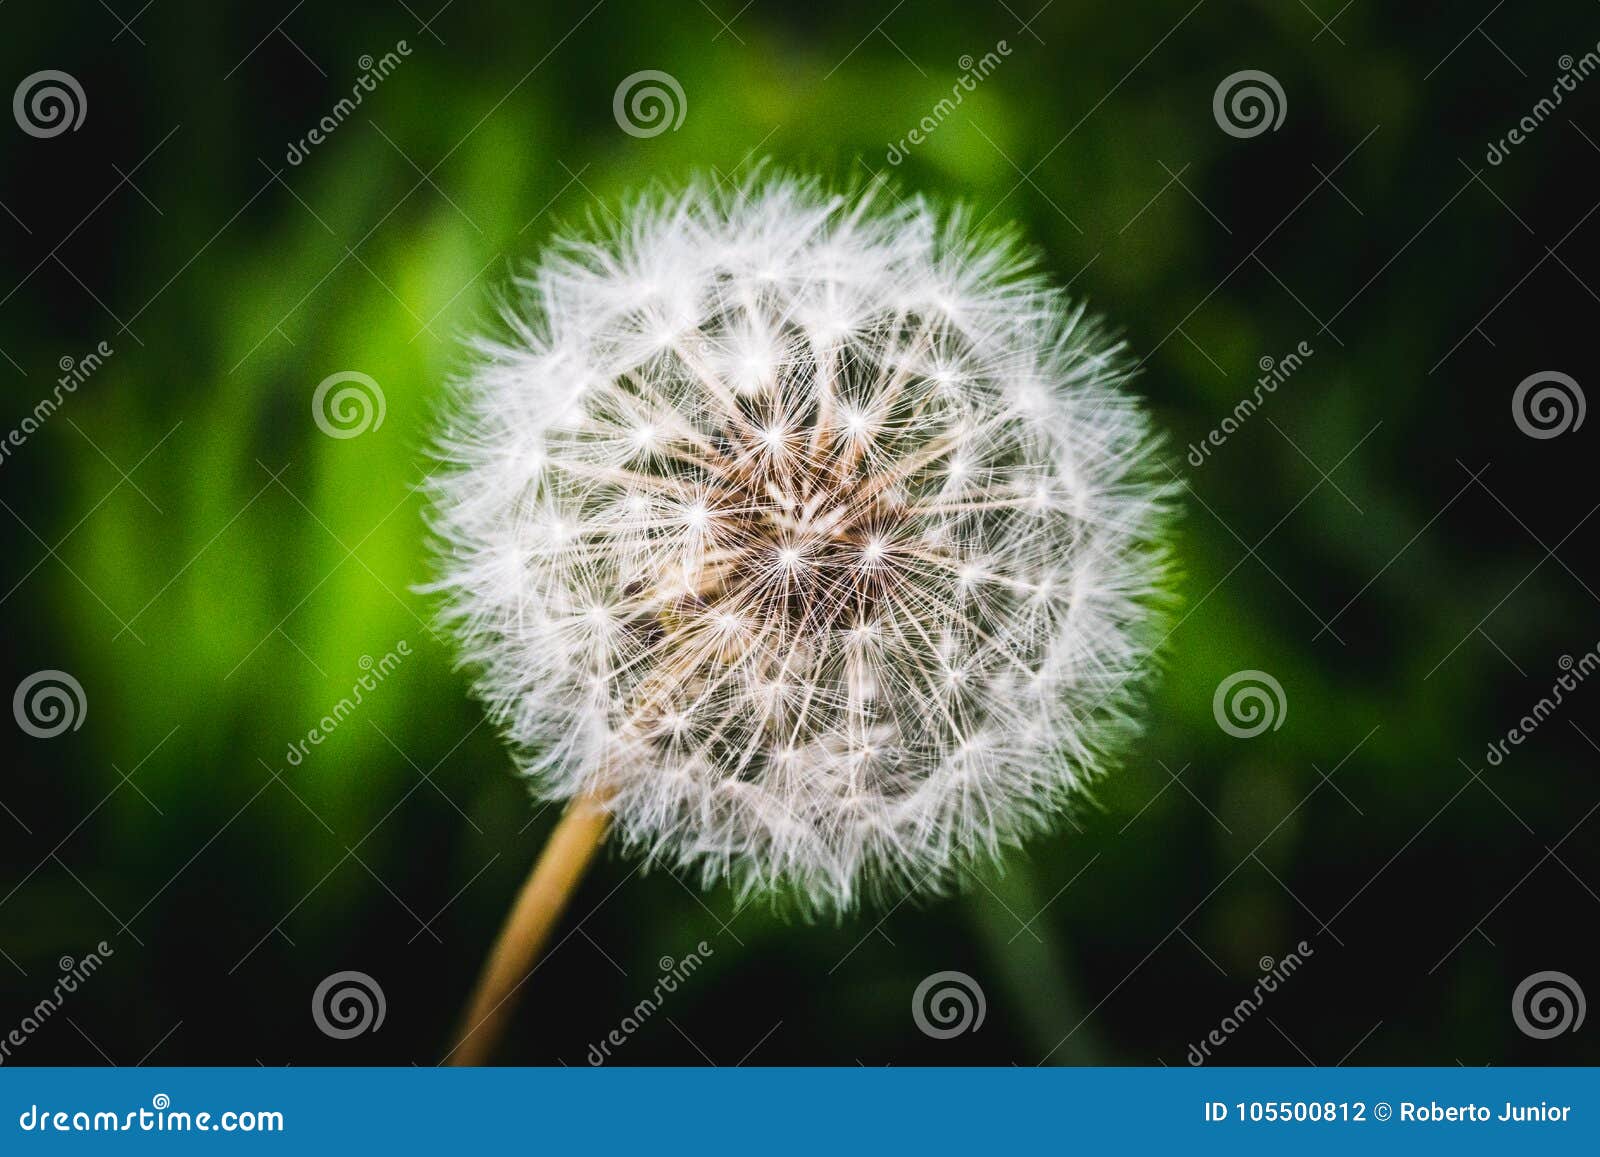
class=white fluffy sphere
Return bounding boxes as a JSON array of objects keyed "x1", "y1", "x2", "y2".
[{"x1": 429, "y1": 173, "x2": 1172, "y2": 913}]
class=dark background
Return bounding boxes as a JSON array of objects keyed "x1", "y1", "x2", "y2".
[{"x1": 2, "y1": 0, "x2": 1596, "y2": 1066}]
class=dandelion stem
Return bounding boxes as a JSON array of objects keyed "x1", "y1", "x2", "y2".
[{"x1": 447, "y1": 789, "x2": 610, "y2": 1065}]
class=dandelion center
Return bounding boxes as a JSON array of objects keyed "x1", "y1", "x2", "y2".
[{"x1": 542, "y1": 300, "x2": 1083, "y2": 816}]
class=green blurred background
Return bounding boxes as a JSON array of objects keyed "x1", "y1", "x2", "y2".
[{"x1": 3, "y1": 0, "x2": 1597, "y2": 1065}]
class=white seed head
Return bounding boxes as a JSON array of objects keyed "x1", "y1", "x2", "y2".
[{"x1": 428, "y1": 173, "x2": 1172, "y2": 914}]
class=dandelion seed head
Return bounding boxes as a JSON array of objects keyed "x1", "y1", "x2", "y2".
[{"x1": 429, "y1": 172, "x2": 1173, "y2": 913}]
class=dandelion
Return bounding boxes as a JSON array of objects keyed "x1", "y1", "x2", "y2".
[{"x1": 429, "y1": 172, "x2": 1172, "y2": 1062}]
